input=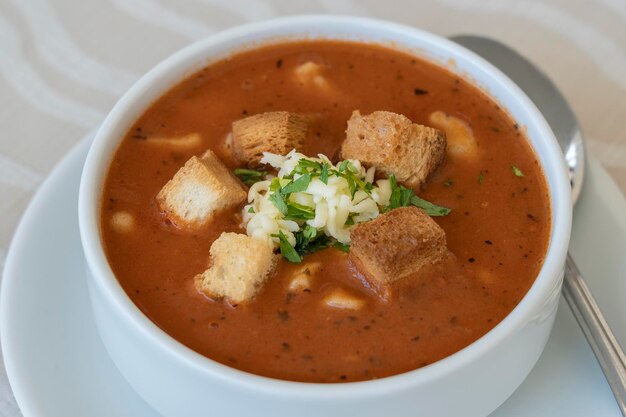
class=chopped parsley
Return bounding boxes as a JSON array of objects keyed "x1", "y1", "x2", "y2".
[
  {"x1": 334, "y1": 241, "x2": 350, "y2": 253},
  {"x1": 233, "y1": 168, "x2": 267, "y2": 186},
  {"x1": 294, "y1": 225, "x2": 332, "y2": 256},
  {"x1": 444, "y1": 179, "x2": 454, "y2": 187},
  {"x1": 282, "y1": 173, "x2": 311, "y2": 194},
  {"x1": 512, "y1": 165, "x2": 525, "y2": 177},
  {"x1": 385, "y1": 175, "x2": 451, "y2": 216},
  {"x1": 411, "y1": 195, "x2": 452, "y2": 216},
  {"x1": 272, "y1": 226, "x2": 340, "y2": 263},
  {"x1": 296, "y1": 158, "x2": 322, "y2": 172},
  {"x1": 478, "y1": 171, "x2": 484, "y2": 184},
  {"x1": 320, "y1": 162, "x2": 329, "y2": 184},
  {"x1": 274, "y1": 231, "x2": 302, "y2": 263},
  {"x1": 245, "y1": 153, "x2": 450, "y2": 263},
  {"x1": 285, "y1": 201, "x2": 315, "y2": 220},
  {"x1": 268, "y1": 191, "x2": 288, "y2": 215}
]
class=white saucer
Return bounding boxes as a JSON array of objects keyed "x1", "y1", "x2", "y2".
[{"x1": 1, "y1": 135, "x2": 625, "y2": 417}]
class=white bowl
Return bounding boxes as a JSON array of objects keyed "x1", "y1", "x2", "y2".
[{"x1": 78, "y1": 15, "x2": 572, "y2": 417}]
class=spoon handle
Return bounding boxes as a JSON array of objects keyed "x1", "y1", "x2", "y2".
[{"x1": 563, "y1": 253, "x2": 626, "y2": 415}]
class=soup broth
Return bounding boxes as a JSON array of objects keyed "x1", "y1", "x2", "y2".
[{"x1": 101, "y1": 41, "x2": 550, "y2": 382}]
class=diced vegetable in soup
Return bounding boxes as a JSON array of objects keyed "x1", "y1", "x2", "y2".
[{"x1": 101, "y1": 41, "x2": 550, "y2": 383}]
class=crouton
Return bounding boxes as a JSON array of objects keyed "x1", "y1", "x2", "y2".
[
  {"x1": 231, "y1": 111, "x2": 309, "y2": 167},
  {"x1": 341, "y1": 111, "x2": 446, "y2": 188},
  {"x1": 428, "y1": 111, "x2": 478, "y2": 159},
  {"x1": 349, "y1": 206, "x2": 447, "y2": 297},
  {"x1": 293, "y1": 61, "x2": 330, "y2": 90},
  {"x1": 110, "y1": 211, "x2": 135, "y2": 233},
  {"x1": 287, "y1": 262, "x2": 321, "y2": 292},
  {"x1": 143, "y1": 132, "x2": 202, "y2": 150},
  {"x1": 323, "y1": 288, "x2": 365, "y2": 310},
  {"x1": 156, "y1": 149, "x2": 247, "y2": 228},
  {"x1": 195, "y1": 232, "x2": 278, "y2": 304}
]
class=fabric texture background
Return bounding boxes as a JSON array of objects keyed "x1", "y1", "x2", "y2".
[{"x1": 0, "y1": 0, "x2": 624, "y2": 415}]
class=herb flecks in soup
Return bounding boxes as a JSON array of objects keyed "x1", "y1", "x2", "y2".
[{"x1": 101, "y1": 41, "x2": 550, "y2": 383}]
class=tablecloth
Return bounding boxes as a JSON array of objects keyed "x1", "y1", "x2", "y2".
[{"x1": 1, "y1": 0, "x2": 625, "y2": 415}]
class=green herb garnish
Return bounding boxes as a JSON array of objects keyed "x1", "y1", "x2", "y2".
[
  {"x1": 478, "y1": 171, "x2": 484, "y2": 184},
  {"x1": 269, "y1": 177, "x2": 282, "y2": 192},
  {"x1": 269, "y1": 191, "x2": 288, "y2": 215},
  {"x1": 320, "y1": 163, "x2": 329, "y2": 184},
  {"x1": 297, "y1": 158, "x2": 322, "y2": 173},
  {"x1": 275, "y1": 231, "x2": 302, "y2": 263},
  {"x1": 249, "y1": 154, "x2": 450, "y2": 264},
  {"x1": 282, "y1": 174, "x2": 311, "y2": 194},
  {"x1": 301, "y1": 224, "x2": 317, "y2": 241},
  {"x1": 334, "y1": 241, "x2": 350, "y2": 253},
  {"x1": 233, "y1": 168, "x2": 267, "y2": 186},
  {"x1": 338, "y1": 160, "x2": 352, "y2": 173},
  {"x1": 285, "y1": 201, "x2": 315, "y2": 220},
  {"x1": 386, "y1": 174, "x2": 451, "y2": 216},
  {"x1": 274, "y1": 226, "x2": 335, "y2": 262},
  {"x1": 388, "y1": 175, "x2": 413, "y2": 209},
  {"x1": 512, "y1": 165, "x2": 524, "y2": 177},
  {"x1": 444, "y1": 179, "x2": 454, "y2": 187},
  {"x1": 411, "y1": 195, "x2": 452, "y2": 216},
  {"x1": 294, "y1": 225, "x2": 332, "y2": 256}
]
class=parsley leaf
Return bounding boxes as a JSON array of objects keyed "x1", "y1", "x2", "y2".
[
  {"x1": 512, "y1": 165, "x2": 524, "y2": 177},
  {"x1": 345, "y1": 175, "x2": 357, "y2": 198},
  {"x1": 297, "y1": 159, "x2": 322, "y2": 173},
  {"x1": 293, "y1": 225, "x2": 331, "y2": 256},
  {"x1": 386, "y1": 174, "x2": 451, "y2": 216},
  {"x1": 269, "y1": 177, "x2": 282, "y2": 193},
  {"x1": 285, "y1": 201, "x2": 315, "y2": 220},
  {"x1": 393, "y1": 187, "x2": 414, "y2": 208},
  {"x1": 282, "y1": 174, "x2": 311, "y2": 194},
  {"x1": 338, "y1": 160, "x2": 351, "y2": 173},
  {"x1": 478, "y1": 171, "x2": 484, "y2": 184},
  {"x1": 275, "y1": 231, "x2": 302, "y2": 263},
  {"x1": 320, "y1": 163, "x2": 329, "y2": 184},
  {"x1": 233, "y1": 168, "x2": 267, "y2": 186},
  {"x1": 410, "y1": 195, "x2": 452, "y2": 216},
  {"x1": 334, "y1": 242, "x2": 350, "y2": 253},
  {"x1": 269, "y1": 191, "x2": 288, "y2": 215},
  {"x1": 301, "y1": 224, "x2": 317, "y2": 240}
]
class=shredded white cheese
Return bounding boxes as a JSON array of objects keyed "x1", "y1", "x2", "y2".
[{"x1": 242, "y1": 150, "x2": 391, "y2": 249}]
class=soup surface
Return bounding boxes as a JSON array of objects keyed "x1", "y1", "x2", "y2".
[{"x1": 101, "y1": 41, "x2": 550, "y2": 382}]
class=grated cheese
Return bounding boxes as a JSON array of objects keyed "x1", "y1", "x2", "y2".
[{"x1": 242, "y1": 150, "x2": 391, "y2": 249}]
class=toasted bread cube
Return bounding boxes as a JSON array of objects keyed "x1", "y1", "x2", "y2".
[
  {"x1": 110, "y1": 211, "x2": 135, "y2": 233},
  {"x1": 323, "y1": 288, "x2": 365, "y2": 310},
  {"x1": 195, "y1": 233, "x2": 277, "y2": 304},
  {"x1": 156, "y1": 149, "x2": 246, "y2": 227},
  {"x1": 231, "y1": 111, "x2": 308, "y2": 167},
  {"x1": 428, "y1": 111, "x2": 478, "y2": 159},
  {"x1": 287, "y1": 262, "x2": 321, "y2": 292},
  {"x1": 293, "y1": 61, "x2": 330, "y2": 90},
  {"x1": 143, "y1": 132, "x2": 202, "y2": 150},
  {"x1": 341, "y1": 110, "x2": 446, "y2": 188},
  {"x1": 349, "y1": 206, "x2": 447, "y2": 296}
]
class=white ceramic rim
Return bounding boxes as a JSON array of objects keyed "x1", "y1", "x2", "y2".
[{"x1": 78, "y1": 15, "x2": 572, "y2": 398}]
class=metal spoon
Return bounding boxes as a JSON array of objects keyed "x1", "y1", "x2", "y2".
[{"x1": 451, "y1": 35, "x2": 626, "y2": 415}]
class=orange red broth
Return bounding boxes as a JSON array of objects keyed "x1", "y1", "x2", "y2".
[{"x1": 101, "y1": 41, "x2": 550, "y2": 382}]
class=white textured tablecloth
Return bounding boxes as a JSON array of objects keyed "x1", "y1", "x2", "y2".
[{"x1": 1, "y1": 0, "x2": 625, "y2": 415}]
